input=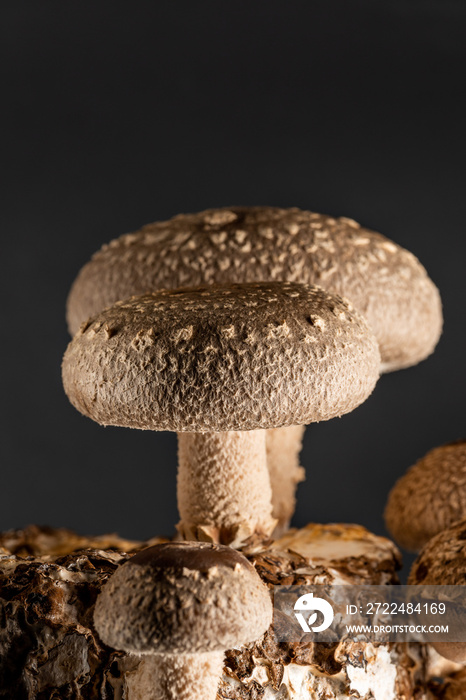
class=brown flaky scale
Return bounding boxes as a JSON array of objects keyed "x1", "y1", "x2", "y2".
[
  {"x1": 67, "y1": 206, "x2": 442, "y2": 372},
  {"x1": 409, "y1": 519, "x2": 466, "y2": 666},
  {"x1": 62, "y1": 281, "x2": 380, "y2": 433},
  {"x1": 385, "y1": 440, "x2": 466, "y2": 552}
]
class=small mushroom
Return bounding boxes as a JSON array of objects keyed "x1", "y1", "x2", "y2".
[
  {"x1": 93, "y1": 541, "x2": 272, "y2": 700},
  {"x1": 409, "y1": 520, "x2": 466, "y2": 664},
  {"x1": 62, "y1": 282, "x2": 380, "y2": 546},
  {"x1": 66, "y1": 207, "x2": 442, "y2": 533},
  {"x1": 385, "y1": 440, "x2": 466, "y2": 551}
]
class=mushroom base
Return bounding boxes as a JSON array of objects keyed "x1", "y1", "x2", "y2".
[
  {"x1": 125, "y1": 652, "x2": 224, "y2": 700},
  {"x1": 0, "y1": 523, "x2": 429, "y2": 699}
]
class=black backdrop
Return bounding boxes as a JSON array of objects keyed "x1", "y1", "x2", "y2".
[{"x1": 1, "y1": 1, "x2": 465, "y2": 579}]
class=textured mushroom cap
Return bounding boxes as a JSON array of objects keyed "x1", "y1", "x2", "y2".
[
  {"x1": 66, "y1": 206, "x2": 442, "y2": 371},
  {"x1": 93, "y1": 541, "x2": 272, "y2": 654},
  {"x1": 408, "y1": 519, "x2": 466, "y2": 585},
  {"x1": 385, "y1": 440, "x2": 466, "y2": 552},
  {"x1": 408, "y1": 521, "x2": 466, "y2": 667},
  {"x1": 62, "y1": 282, "x2": 380, "y2": 432}
]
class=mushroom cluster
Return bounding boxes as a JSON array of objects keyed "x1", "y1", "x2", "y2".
[
  {"x1": 0, "y1": 522, "x2": 423, "y2": 698},
  {"x1": 66, "y1": 206, "x2": 443, "y2": 534},
  {"x1": 59, "y1": 205, "x2": 445, "y2": 699}
]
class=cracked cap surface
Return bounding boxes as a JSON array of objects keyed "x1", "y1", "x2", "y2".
[
  {"x1": 93, "y1": 541, "x2": 273, "y2": 654},
  {"x1": 67, "y1": 206, "x2": 442, "y2": 371},
  {"x1": 62, "y1": 281, "x2": 380, "y2": 432}
]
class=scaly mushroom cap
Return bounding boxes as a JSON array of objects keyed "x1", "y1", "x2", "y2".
[
  {"x1": 62, "y1": 282, "x2": 380, "y2": 432},
  {"x1": 385, "y1": 440, "x2": 466, "y2": 551},
  {"x1": 67, "y1": 206, "x2": 442, "y2": 372},
  {"x1": 408, "y1": 520, "x2": 466, "y2": 665},
  {"x1": 93, "y1": 541, "x2": 272, "y2": 654},
  {"x1": 408, "y1": 519, "x2": 466, "y2": 586}
]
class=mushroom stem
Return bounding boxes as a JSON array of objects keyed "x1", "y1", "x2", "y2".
[
  {"x1": 177, "y1": 430, "x2": 277, "y2": 547},
  {"x1": 126, "y1": 651, "x2": 224, "y2": 700},
  {"x1": 266, "y1": 425, "x2": 306, "y2": 537}
]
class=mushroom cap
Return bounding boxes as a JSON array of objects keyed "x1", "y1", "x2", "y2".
[
  {"x1": 66, "y1": 206, "x2": 442, "y2": 372},
  {"x1": 385, "y1": 440, "x2": 466, "y2": 552},
  {"x1": 93, "y1": 541, "x2": 272, "y2": 655},
  {"x1": 62, "y1": 282, "x2": 380, "y2": 432},
  {"x1": 408, "y1": 519, "x2": 466, "y2": 585},
  {"x1": 408, "y1": 521, "x2": 466, "y2": 666}
]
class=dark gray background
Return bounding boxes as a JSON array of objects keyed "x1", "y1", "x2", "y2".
[{"x1": 1, "y1": 2, "x2": 465, "y2": 578}]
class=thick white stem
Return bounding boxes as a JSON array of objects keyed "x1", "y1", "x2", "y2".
[
  {"x1": 125, "y1": 652, "x2": 224, "y2": 700},
  {"x1": 266, "y1": 425, "x2": 306, "y2": 537},
  {"x1": 177, "y1": 430, "x2": 276, "y2": 547}
]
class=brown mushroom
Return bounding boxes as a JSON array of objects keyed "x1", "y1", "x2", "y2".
[
  {"x1": 67, "y1": 207, "x2": 440, "y2": 533},
  {"x1": 385, "y1": 440, "x2": 466, "y2": 552},
  {"x1": 409, "y1": 519, "x2": 466, "y2": 664},
  {"x1": 66, "y1": 207, "x2": 442, "y2": 371},
  {"x1": 62, "y1": 281, "x2": 380, "y2": 546},
  {"x1": 94, "y1": 541, "x2": 272, "y2": 700}
]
